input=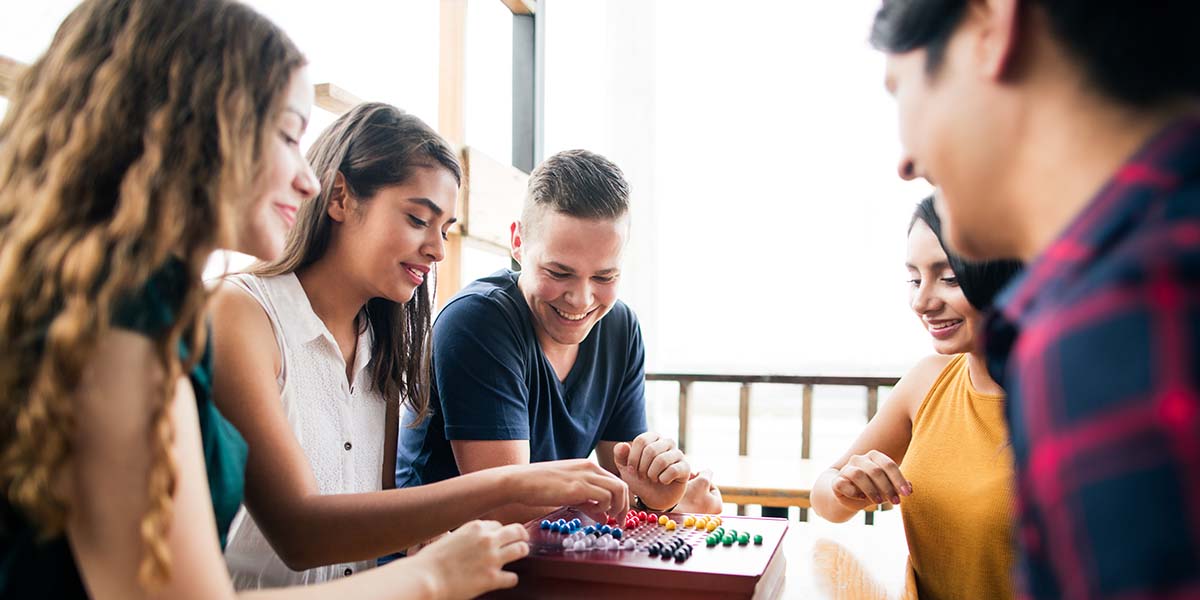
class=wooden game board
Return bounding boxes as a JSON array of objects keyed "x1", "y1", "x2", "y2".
[{"x1": 485, "y1": 507, "x2": 788, "y2": 599}]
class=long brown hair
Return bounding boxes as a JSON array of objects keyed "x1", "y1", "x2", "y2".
[
  {"x1": 0, "y1": 0, "x2": 304, "y2": 586},
  {"x1": 254, "y1": 102, "x2": 461, "y2": 424}
]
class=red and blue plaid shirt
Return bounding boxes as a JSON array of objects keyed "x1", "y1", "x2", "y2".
[{"x1": 985, "y1": 117, "x2": 1200, "y2": 599}]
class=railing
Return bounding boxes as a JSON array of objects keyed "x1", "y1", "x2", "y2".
[
  {"x1": 645, "y1": 373, "x2": 900, "y2": 458},
  {"x1": 645, "y1": 373, "x2": 901, "y2": 523}
]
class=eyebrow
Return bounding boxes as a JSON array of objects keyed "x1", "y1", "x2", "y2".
[
  {"x1": 408, "y1": 197, "x2": 457, "y2": 224},
  {"x1": 546, "y1": 262, "x2": 618, "y2": 276},
  {"x1": 905, "y1": 260, "x2": 952, "y2": 271}
]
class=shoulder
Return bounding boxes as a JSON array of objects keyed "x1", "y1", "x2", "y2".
[
  {"x1": 891, "y1": 354, "x2": 956, "y2": 418},
  {"x1": 208, "y1": 279, "x2": 278, "y2": 365},
  {"x1": 437, "y1": 271, "x2": 527, "y2": 332}
]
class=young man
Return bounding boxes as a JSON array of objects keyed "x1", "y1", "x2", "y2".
[
  {"x1": 397, "y1": 149, "x2": 722, "y2": 523},
  {"x1": 872, "y1": 1, "x2": 1200, "y2": 598}
]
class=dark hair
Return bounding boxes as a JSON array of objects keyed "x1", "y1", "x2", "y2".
[
  {"x1": 254, "y1": 102, "x2": 461, "y2": 424},
  {"x1": 521, "y1": 149, "x2": 630, "y2": 234},
  {"x1": 871, "y1": 0, "x2": 1200, "y2": 106},
  {"x1": 909, "y1": 196, "x2": 1022, "y2": 310}
]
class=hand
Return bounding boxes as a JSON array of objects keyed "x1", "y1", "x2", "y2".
[
  {"x1": 675, "y1": 469, "x2": 723, "y2": 514},
  {"x1": 409, "y1": 520, "x2": 529, "y2": 599},
  {"x1": 831, "y1": 450, "x2": 912, "y2": 510},
  {"x1": 508, "y1": 459, "x2": 629, "y2": 522},
  {"x1": 613, "y1": 432, "x2": 689, "y2": 511}
]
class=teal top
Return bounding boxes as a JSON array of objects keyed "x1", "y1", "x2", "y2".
[{"x1": 0, "y1": 260, "x2": 247, "y2": 598}]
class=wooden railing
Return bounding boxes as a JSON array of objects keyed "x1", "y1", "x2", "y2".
[{"x1": 645, "y1": 373, "x2": 900, "y2": 457}]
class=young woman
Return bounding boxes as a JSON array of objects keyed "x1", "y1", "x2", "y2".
[
  {"x1": 212, "y1": 103, "x2": 629, "y2": 588},
  {"x1": 0, "y1": 1, "x2": 530, "y2": 598},
  {"x1": 811, "y1": 196, "x2": 1023, "y2": 600}
]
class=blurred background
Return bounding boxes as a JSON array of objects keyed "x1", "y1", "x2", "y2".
[{"x1": 0, "y1": 0, "x2": 934, "y2": 480}]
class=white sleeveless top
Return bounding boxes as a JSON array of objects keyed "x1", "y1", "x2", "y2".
[{"x1": 222, "y1": 273, "x2": 388, "y2": 589}]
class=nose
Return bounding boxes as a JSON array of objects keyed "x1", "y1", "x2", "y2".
[
  {"x1": 295, "y1": 160, "x2": 319, "y2": 198},
  {"x1": 910, "y1": 280, "x2": 942, "y2": 315},
  {"x1": 897, "y1": 156, "x2": 917, "y2": 181},
  {"x1": 563, "y1": 278, "x2": 594, "y2": 310},
  {"x1": 423, "y1": 230, "x2": 447, "y2": 263}
]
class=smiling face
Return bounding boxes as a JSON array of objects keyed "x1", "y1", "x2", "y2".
[
  {"x1": 238, "y1": 67, "x2": 319, "y2": 261},
  {"x1": 513, "y1": 209, "x2": 629, "y2": 352},
  {"x1": 906, "y1": 218, "x2": 980, "y2": 355},
  {"x1": 330, "y1": 165, "x2": 460, "y2": 304},
  {"x1": 884, "y1": 19, "x2": 1024, "y2": 261}
]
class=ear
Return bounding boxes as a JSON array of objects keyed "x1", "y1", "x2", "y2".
[
  {"x1": 510, "y1": 221, "x2": 524, "y2": 264},
  {"x1": 326, "y1": 171, "x2": 350, "y2": 223},
  {"x1": 978, "y1": 0, "x2": 1021, "y2": 81}
]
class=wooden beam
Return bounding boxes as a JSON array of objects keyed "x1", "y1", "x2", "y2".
[
  {"x1": 459, "y1": 146, "x2": 529, "y2": 247},
  {"x1": 737, "y1": 383, "x2": 751, "y2": 457},
  {"x1": 314, "y1": 83, "x2": 362, "y2": 115},
  {"x1": 867, "y1": 386, "x2": 879, "y2": 422},
  {"x1": 677, "y1": 381, "x2": 691, "y2": 453},
  {"x1": 439, "y1": 0, "x2": 467, "y2": 146},
  {"x1": 500, "y1": 0, "x2": 536, "y2": 15},
  {"x1": 1, "y1": 56, "x2": 28, "y2": 99},
  {"x1": 801, "y1": 384, "x2": 813, "y2": 460}
]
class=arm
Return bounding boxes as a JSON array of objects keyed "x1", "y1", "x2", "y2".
[
  {"x1": 810, "y1": 354, "x2": 950, "y2": 523},
  {"x1": 210, "y1": 285, "x2": 621, "y2": 569},
  {"x1": 66, "y1": 329, "x2": 526, "y2": 600}
]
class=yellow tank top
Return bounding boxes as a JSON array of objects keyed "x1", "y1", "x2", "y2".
[{"x1": 900, "y1": 354, "x2": 1015, "y2": 600}]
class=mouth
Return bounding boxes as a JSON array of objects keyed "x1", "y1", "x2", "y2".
[
  {"x1": 926, "y1": 318, "x2": 964, "y2": 340},
  {"x1": 401, "y1": 262, "x2": 430, "y2": 286},
  {"x1": 273, "y1": 202, "x2": 298, "y2": 228},
  {"x1": 551, "y1": 305, "x2": 594, "y2": 324}
]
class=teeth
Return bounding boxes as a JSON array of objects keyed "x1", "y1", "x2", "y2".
[
  {"x1": 930, "y1": 320, "x2": 962, "y2": 331},
  {"x1": 406, "y1": 267, "x2": 424, "y2": 279},
  {"x1": 553, "y1": 306, "x2": 588, "y2": 321}
]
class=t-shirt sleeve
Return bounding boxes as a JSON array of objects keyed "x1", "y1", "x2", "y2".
[
  {"x1": 601, "y1": 310, "x2": 648, "y2": 442},
  {"x1": 433, "y1": 293, "x2": 532, "y2": 441}
]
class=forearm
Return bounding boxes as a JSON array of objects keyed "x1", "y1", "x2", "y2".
[
  {"x1": 240, "y1": 557, "x2": 438, "y2": 600},
  {"x1": 810, "y1": 468, "x2": 861, "y2": 523},
  {"x1": 254, "y1": 468, "x2": 514, "y2": 569}
]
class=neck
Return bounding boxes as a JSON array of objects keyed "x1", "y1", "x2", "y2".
[
  {"x1": 295, "y1": 258, "x2": 369, "y2": 337},
  {"x1": 1009, "y1": 94, "x2": 1194, "y2": 262},
  {"x1": 966, "y1": 350, "x2": 1003, "y2": 396}
]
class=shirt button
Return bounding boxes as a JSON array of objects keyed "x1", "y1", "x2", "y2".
[
  {"x1": 343, "y1": 567, "x2": 353, "y2": 577},
  {"x1": 344, "y1": 442, "x2": 352, "y2": 451}
]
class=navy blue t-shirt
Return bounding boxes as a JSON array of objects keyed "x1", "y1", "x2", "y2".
[{"x1": 396, "y1": 269, "x2": 647, "y2": 487}]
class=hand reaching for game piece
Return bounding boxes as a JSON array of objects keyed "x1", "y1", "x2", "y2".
[
  {"x1": 613, "y1": 432, "x2": 689, "y2": 512},
  {"x1": 676, "y1": 469, "x2": 723, "y2": 514},
  {"x1": 831, "y1": 450, "x2": 912, "y2": 509},
  {"x1": 409, "y1": 520, "x2": 529, "y2": 599},
  {"x1": 507, "y1": 459, "x2": 629, "y2": 522}
]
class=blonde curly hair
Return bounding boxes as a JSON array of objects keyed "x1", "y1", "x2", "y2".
[{"x1": 0, "y1": 0, "x2": 304, "y2": 587}]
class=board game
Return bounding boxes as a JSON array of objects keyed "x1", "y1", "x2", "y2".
[{"x1": 485, "y1": 507, "x2": 788, "y2": 599}]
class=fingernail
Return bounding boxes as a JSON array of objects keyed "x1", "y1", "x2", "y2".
[
  {"x1": 891, "y1": 495, "x2": 901, "y2": 505},
  {"x1": 872, "y1": 496, "x2": 883, "y2": 504},
  {"x1": 902, "y1": 484, "x2": 913, "y2": 496}
]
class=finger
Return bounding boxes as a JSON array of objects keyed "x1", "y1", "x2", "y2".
[
  {"x1": 844, "y1": 468, "x2": 884, "y2": 504},
  {"x1": 627, "y1": 433, "x2": 656, "y2": 475},
  {"x1": 858, "y1": 461, "x2": 899, "y2": 503},
  {"x1": 832, "y1": 476, "x2": 867, "y2": 501},
  {"x1": 638, "y1": 439, "x2": 671, "y2": 479},
  {"x1": 498, "y1": 540, "x2": 530, "y2": 564},
  {"x1": 494, "y1": 522, "x2": 530, "y2": 546},
  {"x1": 657, "y1": 459, "x2": 690, "y2": 485},
  {"x1": 868, "y1": 452, "x2": 911, "y2": 502},
  {"x1": 613, "y1": 442, "x2": 632, "y2": 468},
  {"x1": 493, "y1": 570, "x2": 519, "y2": 590},
  {"x1": 646, "y1": 448, "x2": 683, "y2": 481}
]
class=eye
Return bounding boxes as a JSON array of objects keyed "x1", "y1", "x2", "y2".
[
  {"x1": 906, "y1": 278, "x2": 921, "y2": 287},
  {"x1": 593, "y1": 275, "x2": 617, "y2": 284},
  {"x1": 940, "y1": 276, "x2": 959, "y2": 287},
  {"x1": 280, "y1": 131, "x2": 300, "y2": 147},
  {"x1": 546, "y1": 270, "x2": 568, "y2": 280},
  {"x1": 408, "y1": 215, "x2": 429, "y2": 228}
]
